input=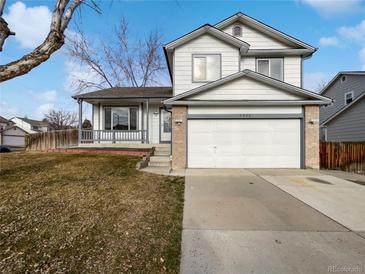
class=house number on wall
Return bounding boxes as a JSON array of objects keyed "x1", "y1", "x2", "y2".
[{"x1": 239, "y1": 114, "x2": 252, "y2": 118}]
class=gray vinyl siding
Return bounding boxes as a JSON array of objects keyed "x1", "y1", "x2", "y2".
[
  {"x1": 325, "y1": 98, "x2": 365, "y2": 142},
  {"x1": 320, "y1": 75, "x2": 365, "y2": 123}
]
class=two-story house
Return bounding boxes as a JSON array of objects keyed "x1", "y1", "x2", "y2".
[
  {"x1": 320, "y1": 71, "x2": 365, "y2": 142},
  {"x1": 10, "y1": 117, "x2": 49, "y2": 134},
  {"x1": 73, "y1": 12, "x2": 331, "y2": 170}
]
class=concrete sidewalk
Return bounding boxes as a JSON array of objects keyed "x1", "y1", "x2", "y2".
[
  {"x1": 255, "y1": 169, "x2": 365, "y2": 232},
  {"x1": 181, "y1": 169, "x2": 365, "y2": 274}
]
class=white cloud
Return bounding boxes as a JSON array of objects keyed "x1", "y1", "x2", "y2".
[
  {"x1": 337, "y1": 21, "x2": 365, "y2": 70},
  {"x1": 64, "y1": 60, "x2": 105, "y2": 94},
  {"x1": 36, "y1": 103, "x2": 54, "y2": 119},
  {"x1": 304, "y1": 72, "x2": 332, "y2": 92},
  {"x1": 4, "y1": 1, "x2": 52, "y2": 49},
  {"x1": 300, "y1": 0, "x2": 364, "y2": 16},
  {"x1": 338, "y1": 20, "x2": 365, "y2": 43},
  {"x1": 34, "y1": 90, "x2": 57, "y2": 103},
  {"x1": 319, "y1": 36, "x2": 340, "y2": 47},
  {"x1": 0, "y1": 102, "x2": 18, "y2": 119}
]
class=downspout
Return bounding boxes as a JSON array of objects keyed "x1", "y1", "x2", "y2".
[
  {"x1": 146, "y1": 99, "x2": 149, "y2": 144},
  {"x1": 163, "y1": 105, "x2": 172, "y2": 157}
]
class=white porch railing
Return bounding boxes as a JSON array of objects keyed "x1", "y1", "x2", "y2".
[{"x1": 80, "y1": 130, "x2": 147, "y2": 143}]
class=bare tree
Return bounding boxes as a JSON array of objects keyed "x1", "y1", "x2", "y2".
[
  {"x1": 0, "y1": 0, "x2": 100, "y2": 82},
  {"x1": 45, "y1": 109, "x2": 78, "y2": 130},
  {"x1": 66, "y1": 17, "x2": 167, "y2": 92},
  {"x1": 316, "y1": 80, "x2": 328, "y2": 93}
]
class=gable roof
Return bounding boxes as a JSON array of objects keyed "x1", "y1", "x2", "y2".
[
  {"x1": 164, "y1": 24, "x2": 250, "y2": 53},
  {"x1": 214, "y1": 12, "x2": 317, "y2": 54},
  {"x1": 13, "y1": 117, "x2": 49, "y2": 127},
  {"x1": 164, "y1": 24, "x2": 250, "y2": 78},
  {"x1": 0, "y1": 116, "x2": 11, "y2": 124},
  {"x1": 0, "y1": 125, "x2": 30, "y2": 134},
  {"x1": 320, "y1": 71, "x2": 365, "y2": 95},
  {"x1": 72, "y1": 87, "x2": 172, "y2": 100},
  {"x1": 164, "y1": 69, "x2": 332, "y2": 105},
  {"x1": 321, "y1": 92, "x2": 365, "y2": 126}
]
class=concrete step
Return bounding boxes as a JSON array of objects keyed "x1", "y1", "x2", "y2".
[
  {"x1": 154, "y1": 151, "x2": 171, "y2": 156},
  {"x1": 150, "y1": 156, "x2": 170, "y2": 162},
  {"x1": 141, "y1": 166, "x2": 171, "y2": 176},
  {"x1": 149, "y1": 161, "x2": 171, "y2": 167},
  {"x1": 154, "y1": 146, "x2": 171, "y2": 152}
]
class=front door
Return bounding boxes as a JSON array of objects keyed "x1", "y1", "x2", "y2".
[{"x1": 160, "y1": 108, "x2": 171, "y2": 143}]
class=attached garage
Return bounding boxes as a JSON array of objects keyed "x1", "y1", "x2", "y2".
[
  {"x1": 188, "y1": 118, "x2": 301, "y2": 168},
  {"x1": 166, "y1": 70, "x2": 332, "y2": 170}
]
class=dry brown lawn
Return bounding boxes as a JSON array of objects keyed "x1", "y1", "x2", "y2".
[{"x1": 0, "y1": 152, "x2": 184, "y2": 273}]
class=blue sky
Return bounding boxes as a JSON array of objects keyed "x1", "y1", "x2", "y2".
[{"x1": 1, "y1": 0, "x2": 365, "y2": 120}]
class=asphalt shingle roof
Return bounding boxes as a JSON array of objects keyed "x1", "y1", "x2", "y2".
[{"x1": 72, "y1": 87, "x2": 173, "y2": 99}]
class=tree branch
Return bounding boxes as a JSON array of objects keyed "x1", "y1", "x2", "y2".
[{"x1": 0, "y1": 0, "x2": 96, "y2": 82}]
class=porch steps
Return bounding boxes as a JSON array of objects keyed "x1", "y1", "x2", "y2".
[
  {"x1": 142, "y1": 166, "x2": 171, "y2": 176},
  {"x1": 154, "y1": 146, "x2": 170, "y2": 155},
  {"x1": 148, "y1": 155, "x2": 171, "y2": 167}
]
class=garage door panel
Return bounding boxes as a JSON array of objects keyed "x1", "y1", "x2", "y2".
[
  {"x1": 3, "y1": 136, "x2": 25, "y2": 147},
  {"x1": 188, "y1": 119, "x2": 301, "y2": 168}
]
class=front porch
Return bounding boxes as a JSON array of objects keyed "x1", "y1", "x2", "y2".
[
  {"x1": 80, "y1": 129, "x2": 148, "y2": 144},
  {"x1": 74, "y1": 87, "x2": 172, "y2": 146}
]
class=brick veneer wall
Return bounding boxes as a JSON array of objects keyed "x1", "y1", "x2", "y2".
[
  {"x1": 305, "y1": 105, "x2": 320, "y2": 169},
  {"x1": 171, "y1": 106, "x2": 187, "y2": 169}
]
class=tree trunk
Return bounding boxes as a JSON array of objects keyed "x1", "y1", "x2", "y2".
[{"x1": 0, "y1": 30, "x2": 64, "y2": 82}]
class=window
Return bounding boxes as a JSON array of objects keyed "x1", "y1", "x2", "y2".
[
  {"x1": 341, "y1": 75, "x2": 347, "y2": 83},
  {"x1": 104, "y1": 107, "x2": 138, "y2": 130},
  {"x1": 233, "y1": 25, "x2": 242, "y2": 36},
  {"x1": 344, "y1": 91, "x2": 354, "y2": 105},
  {"x1": 193, "y1": 54, "x2": 221, "y2": 82},
  {"x1": 257, "y1": 58, "x2": 283, "y2": 81}
]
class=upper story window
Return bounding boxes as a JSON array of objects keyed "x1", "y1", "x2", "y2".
[
  {"x1": 193, "y1": 54, "x2": 221, "y2": 82},
  {"x1": 344, "y1": 91, "x2": 354, "y2": 105},
  {"x1": 341, "y1": 75, "x2": 347, "y2": 83},
  {"x1": 233, "y1": 25, "x2": 242, "y2": 37},
  {"x1": 256, "y1": 58, "x2": 283, "y2": 81}
]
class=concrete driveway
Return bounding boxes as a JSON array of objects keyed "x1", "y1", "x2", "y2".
[{"x1": 181, "y1": 169, "x2": 365, "y2": 274}]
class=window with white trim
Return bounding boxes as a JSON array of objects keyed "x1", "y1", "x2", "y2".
[
  {"x1": 256, "y1": 58, "x2": 283, "y2": 81},
  {"x1": 193, "y1": 54, "x2": 221, "y2": 82},
  {"x1": 344, "y1": 91, "x2": 354, "y2": 105},
  {"x1": 104, "y1": 107, "x2": 138, "y2": 130}
]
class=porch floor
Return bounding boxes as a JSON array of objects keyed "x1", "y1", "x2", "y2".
[{"x1": 76, "y1": 143, "x2": 170, "y2": 149}]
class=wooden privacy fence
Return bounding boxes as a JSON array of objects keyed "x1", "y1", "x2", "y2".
[
  {"x1": 320, "y1": 141, "x2": 365, "y2": 174},
  {"x1": 26, "y1": 129, "x2": 78, "y2": 151}
]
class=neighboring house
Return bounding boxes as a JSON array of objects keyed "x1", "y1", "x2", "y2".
[
  {"x1": 320, "y1": 71, "x2": 365, "y2": 142},
  {"x1": 73, "y1": 12, "x2": 331, "y2": 169},
  {"x1": 0, "y1": 116, "x2": 14, "y2": 130},
  {"x1": 10, "y1": 117, "x2": 49, "y2": 134},
  {"x1": 1, "y1": 117, "x2": 49, "y2": 148},
  {"x1": 0, "y1": 125, "x2": 29, "y2": 148}
]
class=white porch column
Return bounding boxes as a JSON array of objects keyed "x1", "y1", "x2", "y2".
[
  {"x1": 78, "y1": 99, "x2": 83, "y2": 145},
  {"x1": 146, "y1": 99, "x2": 149, "y2": 144}
]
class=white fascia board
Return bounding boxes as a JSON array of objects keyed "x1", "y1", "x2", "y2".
[
  {"x1": 164, "y1": 25, "x2": 250, "y2": 51},
  {"x1": 164, "y1": 69, "x2": 332, "y2": 104},
  {"x1": 164, "y1": 100, "x2": 329, "y2": 106}
]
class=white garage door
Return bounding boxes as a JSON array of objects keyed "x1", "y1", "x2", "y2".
[
  {"x1": 188, "y1": 119, "x2": 301, "y2": 168},
  {"x1": 3, "y1": 135, "x2": 25, "y2": 147}
]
